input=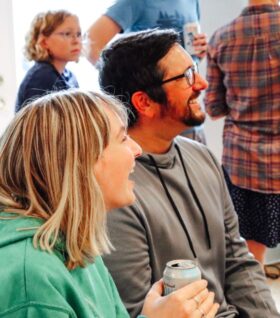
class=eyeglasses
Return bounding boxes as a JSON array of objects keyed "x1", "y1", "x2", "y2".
[
  {"x1": 161, "y1": 64, "x2": 198, "y2": 86},
  {"x1": 53, "y1": 31, "x2": 82, "y2": 41}
]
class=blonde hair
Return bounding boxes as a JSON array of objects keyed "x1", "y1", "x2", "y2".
[
  {"x1": 0, "y1": 89, "x2": 127, "y2": 269},
  {"x1": 24, "y1": 10, "x2": 76, "y2": 61}
]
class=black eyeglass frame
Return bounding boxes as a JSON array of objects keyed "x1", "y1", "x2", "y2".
[{"x1": 160, "y1": 63, "x2": 198, "y2": 86}]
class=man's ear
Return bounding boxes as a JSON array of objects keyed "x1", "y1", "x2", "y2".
[{"x1": 131, "y1": 91, "x2": 157, "y2": 118}]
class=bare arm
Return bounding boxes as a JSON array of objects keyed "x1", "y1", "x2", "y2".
[{"x1": 86, "y1": 15, "x2": 121, "y2": 65}]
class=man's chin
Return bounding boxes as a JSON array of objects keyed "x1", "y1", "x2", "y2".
[{"x1": 184, "y1": 114, "x2": 205, "y2": 127}]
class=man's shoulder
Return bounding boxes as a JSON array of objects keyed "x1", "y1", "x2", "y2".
[{"x1": 175, "y1": 135, "x2": 209, "y2": 153}]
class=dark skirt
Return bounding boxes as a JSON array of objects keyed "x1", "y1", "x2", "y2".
[{"x1": 223, "y1": 167, "x2": 280, "y2": 248}]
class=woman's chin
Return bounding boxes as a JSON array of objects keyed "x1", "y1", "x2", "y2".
[
  {"x1": 106, "y1": 192, "x2": 136, "y2": 212},
  {"x1": 121, "y1": 191, "x2": 136, "y2": 208}
]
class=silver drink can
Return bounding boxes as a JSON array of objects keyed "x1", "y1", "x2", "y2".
[
  {"x1": 183, "y1": 21, "x2": 201, "y2": 55},
  {"x1": 163, "y1": 259, "x2": 201, "y2": 295}
]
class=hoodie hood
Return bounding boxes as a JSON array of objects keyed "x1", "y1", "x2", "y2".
[
  {"x1": 0, "y1": 212, "x2": 66, "y2": 261},
  {"x1": 0, "y1": 213, "x2": 43, "y2": 249},
  {"x1": 137, "y1": 140, "x2": 177, "y2": 169}
]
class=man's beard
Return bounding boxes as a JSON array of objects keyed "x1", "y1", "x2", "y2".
[
  {"x1": 183, "y1": 104, "x2": 206, "y2": 126},
  {"x1": 183, "y1": 92, "x2": 206, "y2": 126},
  {"x1": 163, "y1": 92, "x2": 206, "y2": 127}
]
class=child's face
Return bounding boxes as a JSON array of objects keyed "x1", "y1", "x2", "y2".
[{"x1": 42, "y1": 16, "x2": 82, "y2": 67}]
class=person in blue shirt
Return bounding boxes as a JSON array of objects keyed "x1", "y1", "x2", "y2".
[
  {"x1": 86, "y1": 0, "x2": 207, "y2": 143},
  {"x1": 15, "y1": 10, "x2": 81, "y2": 112},
  {"x1": 86, "y1": 0, "x2": 206, "y2": 64}
]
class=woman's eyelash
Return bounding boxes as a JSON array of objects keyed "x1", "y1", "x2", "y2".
[{"x1": 122, "y1": 134, "x2": 129, "y2": 142}]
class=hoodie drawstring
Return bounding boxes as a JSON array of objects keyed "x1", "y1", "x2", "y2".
[
  {"x1": 175, "y1": 144, "x2": 211, "y2": 250},
  {"x1": 148, "y1": 143, "x2": 211, "y2": 260}
]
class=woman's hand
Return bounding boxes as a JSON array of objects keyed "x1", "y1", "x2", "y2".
[{"x1": 141, "y1": 279, "x2": 219, "y2": 318}]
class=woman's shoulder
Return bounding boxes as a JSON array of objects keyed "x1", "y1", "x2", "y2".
[
  {"x1": 0, "y1": 215, "x2": 69, "y2": 286},
  {"x1": 83, "y1": 255, "x2": 110, "y2": 280},
  {"x1": 0, "y1": 234, "x2": 74, "y2": 316}
]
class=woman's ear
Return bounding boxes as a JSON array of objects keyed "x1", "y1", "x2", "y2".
[{"x1": 131, "y1": 91, "x2": 157, "y2": 118}]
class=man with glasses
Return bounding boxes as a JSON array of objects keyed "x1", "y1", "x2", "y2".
[
  {"x1": 86, "y1": 0, "x2": 207, "y2": 143},
  {"x1": 98, "y1": 29, "x2": 279, "y2": 318}
]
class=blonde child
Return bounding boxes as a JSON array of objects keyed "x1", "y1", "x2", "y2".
[{"x1": 15, "y1": 10, "x2": 82, "y2": 112}]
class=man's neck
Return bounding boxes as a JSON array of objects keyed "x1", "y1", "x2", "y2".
[
  {"x1": 128, "y1": 121, "x2": 186, "y2": 154},
  {"x1": 128, "y1": 127, "x2": 172, "y2": 154},
  {"x1": 249, "y1": 0, "x2": 278, "y2": 6}
]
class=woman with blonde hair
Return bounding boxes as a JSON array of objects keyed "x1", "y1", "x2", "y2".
[
  {"x1": 15, "y1": 10, "x2": 81, "y2": 112},
  {"x1": 0, "y1": 89, "x2": 218, "y2": 317}
]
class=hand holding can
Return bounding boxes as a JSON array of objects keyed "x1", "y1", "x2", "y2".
[
  {"x1": 183, "y1": 22, "x2": 201, "y2": 55},
  {"x1": 183, "y1": 22, "x2": 207, "y2": 58},
  {"x1": 141, "y1": 277, "x2": 220, "y2": 318},
  {"x1": 163, "y1": 259, "x2": 201, "y2": 295},
  {"x1": 192, "y1": 33, "x2": 207, "y2": 59}
]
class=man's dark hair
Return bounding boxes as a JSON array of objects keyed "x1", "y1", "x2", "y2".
[{"x1": 98, "y1": 29, "x2": 180, "y2": 127}]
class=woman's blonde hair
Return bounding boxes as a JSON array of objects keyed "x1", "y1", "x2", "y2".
[
  {"x1": 24, "y1": 10, "x2": 75, "y2": 61},
  {"x1": 0, "y1": 89, "x2": 127, "y2": 269}
]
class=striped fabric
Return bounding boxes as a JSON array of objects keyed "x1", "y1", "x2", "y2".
[{"x1": 204, "y1": 4, "x2": 280, "y2": 194}]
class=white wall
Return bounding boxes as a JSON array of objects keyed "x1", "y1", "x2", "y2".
[{"x1": 0, "y1": 0, "x2": 17, "y2": 136}]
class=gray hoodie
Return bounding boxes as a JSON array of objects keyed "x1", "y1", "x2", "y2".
[{"x1": 104, "y1": 136, "x2": 279, "y2": 318}]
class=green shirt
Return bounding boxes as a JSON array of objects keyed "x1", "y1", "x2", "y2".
[{"x1": 0, "y1": 214, "x2": 145, "y2": 317}]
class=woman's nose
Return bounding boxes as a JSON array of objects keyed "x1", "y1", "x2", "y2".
[{"x1": 130, "y1": 137, "x2": 142, "y2": 158}]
